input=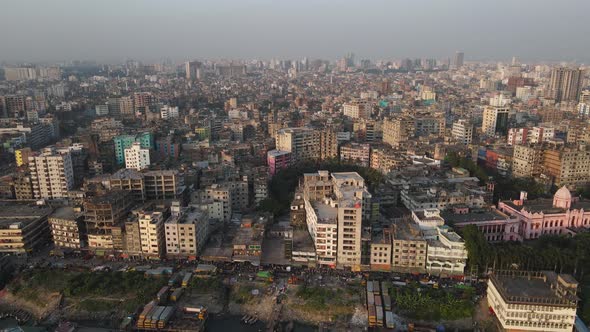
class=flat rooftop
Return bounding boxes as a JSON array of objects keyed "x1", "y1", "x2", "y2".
[
  {"x1": 441, "y1": 209, "x2": 511, "y2": 224},
  {"x1": 504, "y1": 198, "x2": 590, "y2": 214},
  {"x1": 312, "y1": 201, "x2": 337, "y2": 223},
  {"x1": 491, "y1": 271, "x2": 578, "y2": 307},
  {"x1": 50, "y1": 206, "x2": 79, "y2": 220},
  {"x1": 0, "y1": 202, "x2": 53, "y2": 229}
]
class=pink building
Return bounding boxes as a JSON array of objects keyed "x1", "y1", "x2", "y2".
[
  {"x1": 267, "y1": 150, "x2": 291, "y2": 176},
  {"x1": 498, "y1": 186, "x2": 590, "y2": 240}
]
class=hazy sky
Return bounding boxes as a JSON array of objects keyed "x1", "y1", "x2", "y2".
[{"x1": 1, "y1": 0, "x2": 589, "y2": 63}]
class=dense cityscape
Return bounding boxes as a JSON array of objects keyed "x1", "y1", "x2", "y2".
[{"x1": 1, "y1": 2, "x2": 590, "y2": 332}]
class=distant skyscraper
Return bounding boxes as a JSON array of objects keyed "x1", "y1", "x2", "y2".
[
  {"x1": 454, "y1": 51, "x2": 464, "y2": 68},
  {"x1": 185, "y1": 61, "x2": 201, "y2": 80},
  {"x1": 547, "y1": 67, "x2": 583, "y2": 103}
]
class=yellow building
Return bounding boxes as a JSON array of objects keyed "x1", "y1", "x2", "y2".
[{"x1": 14, "y1": 148, "x2": 32, "y2": 167}]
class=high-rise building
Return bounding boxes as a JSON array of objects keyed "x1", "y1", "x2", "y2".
[
  {"x1": 114, "y1": 132, "x2": 154, "y2": 166},
  {"x1": 185, "y1": 61, "x2": 202, "y2": 80},
  {"x1": 137, "y1": 205, "x2": 168, "y2": 258},
  {"x1": 303, "y1": 171, "x2": 371, "y2": 270},
  {"x1": 482, "y1": 107, "x2": 509, "y2": 137},
  {"x1": 84, "y1": 190, "x2": 134, "y2": 251},
  {"x1": 165, "y1": 203, "x2": 209, "y2": 258},
  {"x1": 28, "y1": 147, "x2": 75, "y2": 199},
  {"x1": 48, "y1": 207, "x2": 85, "y2": 250},
  {"x1": 547, "y1": 67, "x2": 583, "y2": 103},
  {"x1": 454, "y1": 51, "x2": 464, "y2": 68},
  {"x1": 267, "y1": 150, "x2": 292, "y2": 176}
]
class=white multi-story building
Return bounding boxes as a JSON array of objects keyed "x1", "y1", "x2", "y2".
[
  {"x1": 482, "y1": 106, "x2": 509, "y2": 137},
  {"x1": 303, "y1": 171, "x2": 371, "y2": 270},
  {"x1": 507, "y1": 126, "x2": 555, "y2": 145},
  {"x1": 160, "y1": 105, "x2": 179, "y2": 119},
  {"x1": 198, "y1": 184, "x2": 232, "y2": 222},
  {"x1": 423, "y1": 226, "x2": 467, "y2": 276},
  {"x1": 451, "y1": 119, "x2": 474, "y2": 145},
  {"x1": 165, "y1": 203, "x2": 209, "y2": 258},
  {"x1": 138, "y1": 208, "x2": 167, "y2": 258},
  {"x1": 29, "y1": 147, "x2": 75, "y2": 199},
  {"x1": 487, "y1": 270, "x2": 578, "y2": 332},
  {"x1": 125, "y1": 142, "x2": 151, "y2": 170}
]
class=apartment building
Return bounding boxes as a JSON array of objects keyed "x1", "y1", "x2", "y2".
[
  {"x1": 482, "y1": 106, "x2": 509, "y2": 137},
  {"x1": 451, "y1": 119, "x2": 474, "y2": 145},
  {"x1": 0, "y1": 203, "x2": 53, "y2": 254},
  {"x1": 339, "y1": 142, "x2": 371, "y2": 167},
  {"x1": 370, "y1": 228, "x2": 392, "y2": 271},
  {"x1": 275, "y1": 127, "x2": 337, "y2": 163},
  {"x1": 137, "y1": 205, "x2": 168, "y2": 259},
  {"x1": 391, "y1": 220, "x2": 427, "y2": 273},
  {"x1": 199, "y1": 184, "x2": 232, "y2": 222},
  {"x1": 114, "y1": 132, "x2": 154, "y2": 166},
  {"x1": 303, "y1": 171, "x2": 371, "y2": 270},
  {"x1": 125, "y1": 142, "x2": 151, "y2": 170},
  {"x1": 343, "y1": 99, "x2": 372, "y2": 119},
  {"x1": 165, "y1": 204, "x2": 209, "y2": 258},
  {"x1": 422, "y1": 226, "x2": 467, "y2": 277},
  {"x1": 48, "y1": 207, "x2": 85, "y2": 250},
  {"x1": 383, "y1": 117, "x2": 415, "y2": 147},
  {"x1": 511, "y1": 144, "x2": 544, "y2": 178},
  {"x1": 507, "y1": 126, "x2": 555, "y2": 146},
  {"x1": 28, "y1": 147, "x2": 75, "y2": 199}
]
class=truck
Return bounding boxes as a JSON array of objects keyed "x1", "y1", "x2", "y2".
[
  {"x1": 137, "y1": 301, "x2": 156, "y2": 328},
  {"x1": 367, "y1": 293, "x2": 374, "y2": 305},
  {"x1": 170, "y1": 288, "x2": 184, "y2": 302},
  {"x1": 157, "y1": 306, "x2": 175, "y2": 329},
  {"x1": 182, "y1": 272, "x2": 193, "y2": 287},
  {"x1": 184, "y1": 306, "x2": 208, "y2": 320},
  {"x1": 156, "y1": 286, "x2": 170, "y2": 304},
  {"x1": 373, "y1": 281, "x2": 381, "y2": 294},
  {"x1": 383, "y1": 294, "x2": 392, "y2": 311},
  {"x1": 368, "y1": 306, "x2": 377, "y2": 327},
  {"x1": 375, "y1": 295, "x2": 382, "y2": 307},
  {"x1": 375, "y1": 305, "x2": 384, "y2": 327},
  {"x1": 168, "y1": 274, "x2": 182, "y2": 287},
  {"x1": 385, "y1": 311, "x2": 395, "y2": 329}
]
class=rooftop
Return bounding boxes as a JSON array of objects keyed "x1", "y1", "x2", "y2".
[
  {"x1": 441, "y1": 209, "x2": 512, "y2": 224},
  {"x1": 312, "y1": 201, "x2": 337, "y2": 223},
  {"x1": 0, "y1": 202, "x2": 53, "y2": 229},
  {"x1": 49, "y1": 207, "x2": 79, "y2": 220}
]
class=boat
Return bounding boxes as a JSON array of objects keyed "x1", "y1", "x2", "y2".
[{"x1": 248, "y1": 317, "x2": 258, "y2": 324}]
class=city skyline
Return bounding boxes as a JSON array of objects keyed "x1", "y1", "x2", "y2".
[{"x1": 1, "y1": 0, "x2": 590, "y2": 63}]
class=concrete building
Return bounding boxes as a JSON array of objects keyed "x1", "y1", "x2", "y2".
[
  {"x1": 113, "y1": 132, "x2": 154, "y2": 166},
  {"x1": 275, "y1": 128, "x2": 337, "y2": 163},
  {"x1": 487, "y1": 270, "x2": 578, "y2": 332},
  {"x1": 137, "y1": 205, "x2": 168, "y2": 259},
  {"x1": 267, "y1": 150, "x2": 292, "y2": 176},
  {"x1": 185, "y1": 61, "x2": 202, "y2": 80},
  {"x1": 451, "y1": 119, "x2": 474, "y2": 145},
  {"x1": 165, "y1": 203, "x2": 209, "y2": 258},
  {"x1": 84, "y1": 190, "x2": 134, "y2": 251},
  {"x1": 0, "y1": 203, "x2": 53, "y2": 254},
  {"x1": 14, "y1": 147, "x2": 32, "y2": 167},
  {"x1": 48, "y1": 207, "x2": 85, "y2": 250},
  {"x1": 303, "y1": 171, "x2": 371, "y2": 270},
  {"x1": 507, "y1": 126, "x2": 555, "y2": 146},
  {"x1": 29, "y1": 147, "x2": 75, "y2": 199},
  {"x1": 391, "y1": 220, "x2": 427, "y2": 273},
  {"x1": 125, "y1": 142, "x2": 151, "y2": 170},
  {"x1": 383, "y1": 117, "x2": 415, "y2": 147},
  {"x1": 339, "y1": 142, "x2": 371, "y2": 167},
  {"x1": 442, "y1": 207, "x2": 521, "y2": 242},
  {"x1": 370, "y1": 228, "x2": 392, "y2": 271},
  {"x1": 482, "y1": 107, "x2": 509, "y2": 137},
  {"x1": 199, "y1": 184, "x2": 232, "y2": 222},
  {"x1": 547, "y1": 67, "x2": 583, "y2": 103},
  {"x1": 422, "y1": 226, "x2": 467, "y2": 277},
  {"x1": 343, "y1": 99, "x2": 372, "y2": 119}
]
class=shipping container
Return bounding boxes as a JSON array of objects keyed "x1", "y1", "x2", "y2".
[
  {"x1": 368, "y1": 306, "x2": 377, "y2": 327},
  {"x1": 367, "y1": 293, "x2": 374, "y2": 305},
  {"x1": 157, "y1": 286, "x2": 171, "y2": 303},
  {"x1": 367, "y1": 282, "x2": 374, "y2": 293},
  {"x1": 383, "y1": 294, "x2": 392, "y2": 311}
]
